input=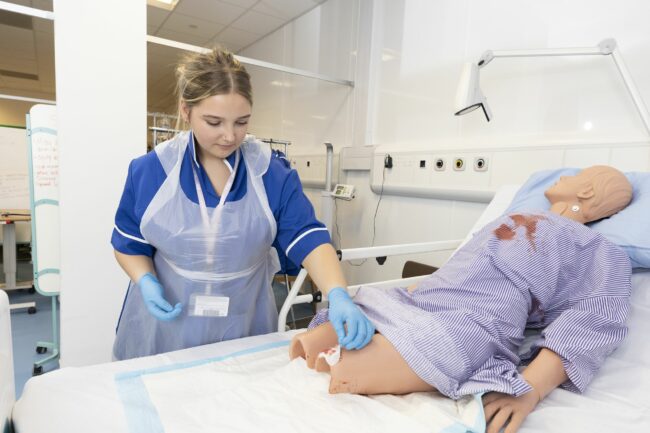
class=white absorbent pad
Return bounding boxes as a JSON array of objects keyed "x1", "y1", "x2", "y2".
[{"x1": 114, "y1": 340, "x2": 485, "y2": 433}]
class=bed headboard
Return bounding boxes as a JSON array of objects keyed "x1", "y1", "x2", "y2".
[{"x1": 0, "y1": 291, "x2": 14, "y2": 433}]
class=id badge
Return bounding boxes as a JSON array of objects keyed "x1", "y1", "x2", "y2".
[{"x1": 189, "y1": 294, "x2": 230, "y2": 317}]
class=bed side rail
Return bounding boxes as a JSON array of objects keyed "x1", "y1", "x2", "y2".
[{"x1": 277, "y1": 239, "x2": 463, "y2": 331}]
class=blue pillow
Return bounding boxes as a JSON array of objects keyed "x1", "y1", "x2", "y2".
[{"x1": 505, "y1": 168, "x2": 650, "y2": 268}]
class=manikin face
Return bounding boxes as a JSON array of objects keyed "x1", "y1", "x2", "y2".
[
  {"x1": 545, "y1": 166, "x2": 633, "y2": 224},
  {"x1": 182, "y1": 93, "x2": 252, "y2": 161},
  {"x1": 545, "y1": 175, "x2": 589, "y2": 203},
  {"x1": 544, "y1": 174, "x2": 594, "y2": 223}
]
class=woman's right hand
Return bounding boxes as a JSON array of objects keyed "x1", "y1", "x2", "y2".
[
  {"x1": 327, "y1": 287, "x2": 375, "y2": 350},
  {"x1": 138, "y1": 273, "x2": 183, "y2": 321}
]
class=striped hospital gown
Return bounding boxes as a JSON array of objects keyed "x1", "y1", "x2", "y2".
[{"x1": 311, "y1": 211, "x2": 631, "y2": 399}]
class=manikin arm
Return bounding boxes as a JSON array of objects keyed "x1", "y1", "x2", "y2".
[
  {"x1": 521, "y1": 348, "x2": 569, "y2": 400},
  {"x1": 483, "y1": 348, "x2": 568, "y2": 433}
]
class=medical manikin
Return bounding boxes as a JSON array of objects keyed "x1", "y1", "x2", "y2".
[{"x1": 290, "y1": 165, "x2": 633, "y2": 433}]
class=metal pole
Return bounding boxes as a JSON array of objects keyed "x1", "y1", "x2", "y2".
[
  {"x1": 147, "y1": 35, "x2": 354, "y2": 87},
  {"x1": 284, "y1": 274, "x2": 297, "y2": 328},
  {"x1": 610, "y1": 48, "x2": 650, "y2": 136},
  {"x1": 324, "y1": 142, "x2": 333, "y2": 192},
  {"x1": 0, "y1": 1, "x2": 54, "y2": 20},
  {"x1": 0, "y1": 94, "x2": 55, "y2": 105}
]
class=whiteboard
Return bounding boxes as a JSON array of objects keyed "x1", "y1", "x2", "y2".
[
  {"x1": 27, "y1": 105, "x2": 60, "y2": 295},
  {"x1": 0, "y1": 126, "x2": 30, "y2": 244}
]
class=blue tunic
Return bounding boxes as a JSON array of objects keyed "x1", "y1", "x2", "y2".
[
  {"x1": 111, "y1": 134, "x2": 330, "y2": 272},
  {"x1": 312, "y1": 212, "x2": 632, "y2": 399}
]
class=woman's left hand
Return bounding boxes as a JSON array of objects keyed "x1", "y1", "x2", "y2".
[{"x1": 483, "y1": 389, "x2": 540, "y2": 433}]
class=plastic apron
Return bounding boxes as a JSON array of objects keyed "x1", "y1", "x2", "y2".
[{"x1": 113, "y1": 131, "x2": 280, "y2": 360}]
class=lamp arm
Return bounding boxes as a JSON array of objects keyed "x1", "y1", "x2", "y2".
[
  {"x1": 610, "y1": 47, "x2": 650, "y2": 135},
  {"x1": 475, "y1": 38, "x2": 650, "y2": 135},
  {"x1": 479, "y1": 46, "x2": 603, "y2": 67}
]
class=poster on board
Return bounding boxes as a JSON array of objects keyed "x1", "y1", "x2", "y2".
[
  {"x1": 28, "y1": 104, "x2": 60, "y2": 295},
  {"x1": 0, "y1": 125, "x2": 29, "y2": 244}
]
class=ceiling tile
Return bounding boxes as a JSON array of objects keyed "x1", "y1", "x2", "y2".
[
  {"x1": 1, "y1": 76, "x2": 42, "y2": 91},
  {"x1": 213, "y1": 26, "x2": 260, "y2": 50},
  {"x1": 32, "y1": 16, "x2": 53, "y2": 33},
  {"x1": 33, "y1": 29, "x2": 54, "y2": 52},
  {"x1": 220, "y1": 0, "x2": 258, "y2": 8},
  {"x1": 0, "y1": 87, "x2": 54, "y2": 101},
  {"x1": 162, "y1": 12, "x2": 225, "y2": 41},
  {"x1": 2, "y1": 0, "x2": 31, "y2": 7},
  {"x1": 173, "y1": 0, "x2": 247, "y2": 26},
  {"x1": 31, "y1": 0, "x2": 53, "y2": 11},
  {"x1": 156, "y1": 27, "x2": 213, "y2": 47},
  {"x1": 0, "y1": 25, "x2": 35, "y2": 52},
  {"x1": 0, "y1": 58, "x2": 38, "y2": 74},
  {"x1": 255, "y1": 0, "x2": 314, "y2": 20},
  {"x1": 231, "y1": 9, "x2": 285, "y2": 36},
  {"x1": 147, "y1": 4, "x2": 171, "y2": 29},
  {"x1": 147, "y1": 42, "x2": 174, "y2": 58},
  {"x1": 0, "y1": 45, "x2": 36, "y2": 61},
  {"x1": 214, "y1": 40, "x2": 244, "y2": 53},
  {"x1": 148, "y1": 63, "x2": 177, "y2": 83},
  {"x1": 39, "y1": 83, "x2": 55, "y2": 93}
]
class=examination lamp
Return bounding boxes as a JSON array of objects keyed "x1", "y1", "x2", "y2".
[
  {"x1": 454, "y1": 63, "x2": 492, "y2": 121},
  {"x1": 454, "y1": 38, "x2": 650, "y2": 135}
]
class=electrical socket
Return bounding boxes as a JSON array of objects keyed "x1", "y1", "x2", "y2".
[
  {"x1": 453, "y1": 157, "x2": 465, "y2": 171},
  {"x1": 384, "y1": 154, "x2": 393, "y2": 168},
  {"x1": 474, "y1": 157, "x2": 488, "y2": 172},
  {"x1": 434, "y1": 158, "x2": 445, "y2": 171}
]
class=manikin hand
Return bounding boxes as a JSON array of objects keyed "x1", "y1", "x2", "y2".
[
  {"x1": 327, "y1": 287, "x2": 375, "y2": 350},
  {"x1": 483, "y1": 389, "x2": 540, "y2": 433},
  {"x1": 138, "y1": 272, "x2": 183, "y2": 321}
]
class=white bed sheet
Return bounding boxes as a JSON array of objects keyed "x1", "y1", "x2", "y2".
[
  {"x1": 12, "y1": 332, "x2": 297, "y2": 433},
  {"x1": 12, "y1": 186, "x2": 650, "y2": 433},
  {"x1": 12, "y1": 274, "x2": 650, "y2": 433},
  {"x1": 12, "y1": 329, "x2": 486, "y2": 433}
]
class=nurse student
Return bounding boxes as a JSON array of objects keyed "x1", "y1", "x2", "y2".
[{"x1": 111, "y1": 48, "x2": 373, "y2": 360}]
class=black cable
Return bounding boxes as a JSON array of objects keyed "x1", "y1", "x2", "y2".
[
  {"x1": 348, "y1": 164, "x2": 387, "y2": 267},
  {"x1": 334, "y1": 198, "x2": 342, "y2": 249}
]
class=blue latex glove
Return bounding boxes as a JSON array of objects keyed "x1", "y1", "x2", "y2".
[
  {"x1": 327, "y1": 287, "x2": 375, "y2": 350},
  {"x1": 138, "y1": 273, "x2": 182, "y2": 321}
]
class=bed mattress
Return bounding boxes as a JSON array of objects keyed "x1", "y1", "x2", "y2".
[{"x1": 12, "y1": 272, "x2": 650, "y2": 433}]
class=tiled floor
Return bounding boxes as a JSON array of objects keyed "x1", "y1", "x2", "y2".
[
  {"x1": 6, "y1": 288, "x2": 58, "y2": 399},
  {"x1": 1, "y1": 253, "x2": 58, "y2": 399}
]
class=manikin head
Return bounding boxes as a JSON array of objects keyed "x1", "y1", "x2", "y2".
[{"x1": 544, "y1": 165, "x2": 633, "y2": 224}]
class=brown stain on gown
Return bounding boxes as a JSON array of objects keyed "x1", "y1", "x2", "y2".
[{"x1": 494, "y1": 214, "x2": 546, "y2": 250}]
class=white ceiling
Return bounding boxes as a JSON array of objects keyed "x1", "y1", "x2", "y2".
[
  {"x1": 147, "y1": 0, "x2": 327, "y2": 112},
  {"x1": 0, "y1": 0, "x2": 326, "y2": 114},
  {"x1": 0, "y1": 0, "x2": 54, "y2": 103}
]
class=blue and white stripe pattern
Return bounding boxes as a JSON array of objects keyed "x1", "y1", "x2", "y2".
[{"x1": 312, "y1": 211, "x2": 632, "y2": 399}]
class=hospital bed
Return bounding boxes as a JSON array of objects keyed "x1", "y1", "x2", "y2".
[{"x1": 6, "y1": 185, "x2": 650, "y2": 433}]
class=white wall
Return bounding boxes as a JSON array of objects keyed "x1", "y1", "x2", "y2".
[
  {"x1": 246, "y1": 0, "x2": 650, "y2": 286},
  {"x1": 373, "y1": 0, "x2": 650, "y2": 147},
  {"x1": 351, "y1": 0, "x2": 650, "y2": 284},
  {"x1": 54, "y1": 0, "x2": 146, "y2": 366},
  {"x1": 240, "y1": 0, "x2": 359, "y2": 156}
]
